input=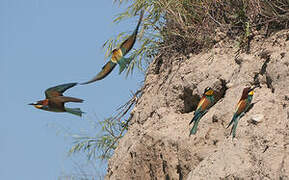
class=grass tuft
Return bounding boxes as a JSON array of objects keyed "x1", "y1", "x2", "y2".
[{"x1": 109, "y1": 0, "x2": 289, "y2": 72}]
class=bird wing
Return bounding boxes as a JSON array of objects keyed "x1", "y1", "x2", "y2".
[
  {"x1": 80, "y1": 61, "x2": 116, "y2": 85},
  {"x1": 118, "y1": 57, "x2": 132, "y2": 74},
  {"x1": 235, "y1": 99, "x2": 247, "y2": 115},
  {"x1": 189, "y1": 96, "x2": 210, "y2": 125},
  {"x1": 47, "y1": 99, "x2": 65, "y2": 111},
  {"x1": 80, "y1": 10, "x2": 144, "y2": 85},
  {"x1": 119, "y1": 10, "x2": 144, "y2": 56},
  {"x1": 53, "y1": 96, "x2": 84, "y2": 103},
  {"x1": 197, "y1": 96, "x2": 211, "y2": 112},
  {"x1": 119, "y1": 36, "x2": 137, "y2": 56},
  {"x1": 45, "y1": 83, "x2": 77, "y2": 99}
]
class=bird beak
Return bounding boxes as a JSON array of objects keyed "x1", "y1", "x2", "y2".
[{"x1": 28, "y1": 103, "x2": 43, "y2": 109}]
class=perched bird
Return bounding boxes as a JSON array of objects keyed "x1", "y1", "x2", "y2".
[
  {"x1": 81, "y1": 10, "x2": 144, "y2": 85},
  {"x1": 29, "y1": 83, "x2": 84, "y2": 117},
  {"x1": 189, "y1": 87, "x2": 215, "y2": 135},
  {"x1": 227, "y1": 87, "x2": 254, "y2": 139}
]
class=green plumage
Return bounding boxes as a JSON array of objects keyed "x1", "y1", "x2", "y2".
[
  {"x1": 29, "y1": 82, "x2": 84, "y2": 117},
  {"x1": 65, "y1": 108, "x2": 84, "y2": 117},
  {"x1": 190, "y1": 112, "x2": 204, "y2": 135},
  {"x1": 81, "y1": 61, "x2": 116, "y2": 85},
  {"x1": 227, "y1": 114, "x2": 240, "y2": 138},
  {"x1": 117, "y1": 57, "x2": 132, "y2": 74},
  {"x1": 80, "y1": 10, "x2": 144, "y2": 85},
  {"x1": 189, "y1": 90, "x2": 214, "y2": 136},
  {"x1": 119, "y1": 9, "x2": 144, "y2": 56},
  {"x1": 45, "y1": 83, "x2": 77, "y2": 98},
  {"x1": 227, "y1": 90, "x2": 253, "y2": 139}
]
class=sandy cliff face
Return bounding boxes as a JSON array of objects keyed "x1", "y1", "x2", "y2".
[{"x1": 106, "y1": 30, "x2": 289, "y2": 179}]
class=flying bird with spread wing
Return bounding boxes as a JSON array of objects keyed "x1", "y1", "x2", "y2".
[
  {"x1": 81, "y1": 10, "x2": 144, "y2": 85},
  {"x1": 29, "y1": 83, "x2": 84, "y2": 117}
]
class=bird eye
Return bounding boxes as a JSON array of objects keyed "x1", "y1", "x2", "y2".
[
  {"x1": 204, "y1": 87, "x2": 209, "y2": 92},
  {"x1": 205, "y1": 89, "x2": 213, "y2": 95}
]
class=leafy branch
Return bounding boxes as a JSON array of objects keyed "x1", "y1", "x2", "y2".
[
  {"x1": 69, "y1": 89, "x2": 142, "y2": 160},
  {"x1": 103, "y1": 0, "x2": 164, "y2": 76}
]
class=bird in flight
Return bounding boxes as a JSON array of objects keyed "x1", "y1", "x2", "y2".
[
  {"x1": 81, "y1": 10, "x2": 144, "y2": 85},
  {"x1": 29, "y1": 83, "x2": 84, "y2": 117}
]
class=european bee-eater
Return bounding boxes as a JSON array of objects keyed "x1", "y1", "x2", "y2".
[
  {"x1": 227, "y1": 87, "x2": 254, "y2": 139},
  {"x1": 81, "y1": 10, "x2": 144, "y2": 85},
  {"x1": 29, "y1": 83, "x2": 84, "y2": 117},
  {"x1": 189, "y1": 87, "x2": 215, "y2": 135}
]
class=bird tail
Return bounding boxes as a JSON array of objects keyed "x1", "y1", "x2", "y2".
[
  {"x1": 189, "y1": 110, "x2": 202, "y2": 125},
  {"x1": 65, "y1": 108, "x2": 84, "y2": 117},
  {"x1": 226, "y1": 114, "x2": 235, "y2": 129},
  {"x1": 190, "y1": 117, "x2": 201, "y2": 135},
  {"x1": 189, "y1": 113, "x2": 202, "y2": 135},
  {"x1": 227, "y1": 114, "x2": 239, "y2": 139},
  {"x1": 118, "y1": 57, "x2": 132, "y2": 74}
]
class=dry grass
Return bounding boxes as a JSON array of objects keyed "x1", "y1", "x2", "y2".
[
  {"x1": 160, "y1": 0, "x2": 289, "y2": 55},
  {"x1": 111, "y1": 0, "x2": 289, "y2": 67}
]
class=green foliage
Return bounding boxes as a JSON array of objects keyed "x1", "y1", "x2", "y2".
[
  {"x1": 102, "y1": 31, "x2": 160, "y2": 76},
  {"x1": 103, "y1": 0, "x2": 164, "y2": 76},
  {"x1": 69, "y1": 117, "x2": 123, "y2": 159}
]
